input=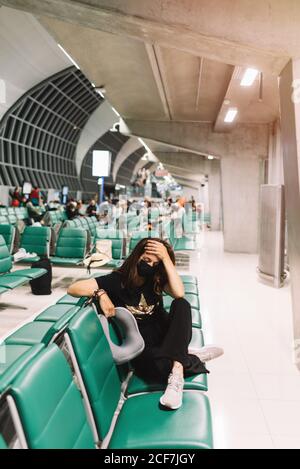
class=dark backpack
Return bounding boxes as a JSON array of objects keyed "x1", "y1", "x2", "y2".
[{"x1": 30, "y1": 257, "x2": 52, "y2": 295}]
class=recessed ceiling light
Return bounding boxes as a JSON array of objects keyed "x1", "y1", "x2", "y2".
[
  {"x1": 224, "y1": 108, "x2": 238, "y2": 123},
  {"x1": 240, "y1": 68, "x2": 259, "y2": 86},
  {"x1": 207, "y1": 155, "x2": 214, "y2": 160},
  {"x1": 224, "y1": 99, "x2": 230, "y2": 105}
]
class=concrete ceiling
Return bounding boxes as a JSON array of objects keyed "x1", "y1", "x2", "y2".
[{"x1": 0, "y1": 0, "x2": 294, "y2": 184}]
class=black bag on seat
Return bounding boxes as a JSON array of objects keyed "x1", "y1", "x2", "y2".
[{"x1": 30, "y1": 257, "x2": 52, "y2": 295}]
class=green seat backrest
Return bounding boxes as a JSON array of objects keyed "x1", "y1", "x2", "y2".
[
  {"x1": 7, "y1": 214, "x2": 17, "y2": 225},
  {"x1": 0, "y1": 344, "x2": 44, "y2": 394},
  {"x1": 10, "y1": 345, "x2": 95, "y2": 449},
  {"x1": 67, "y1": 308, "x2": 122, "y2": 440},
  {"x1": 20, "y1": 208, "x2": 28, "y2": 219},
  {"x1": 0, "y1": 208, "x2": 7, "y2": 217},
  {"x1": 129, "y1": 231, "x2": 159, "y2": 252},
  {"x1": 0, "y1": 225, "x2": 15, "y2": 254},
  {"x1": 96, "y1": 229, "x2": 123, "y2": 259},
  {"x1": 73, "y1": 219, "x2": 82, "y2": 227},
  {"x1": 7, "y1": 208, "x2": 15, "y2": 215},
  {"x1": 0, "y1": 435, "x2": 7, "y2": 449},
  {"x1": 21, "y1": 226, "x2": 51, "y2": 257},
  {"x1": 0, "y1": 235, "x2": 12, "y2": 274},
  {"x1": 0, "y1": 215, "x2": 8, "y2": 224},
  {"x1": 55, "y1": 228, "x2": 87, "y2": 259}
]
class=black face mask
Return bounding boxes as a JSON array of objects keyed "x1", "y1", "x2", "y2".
[{"x1": 137, "y1": 260, "x2": 158, "y2": 278}]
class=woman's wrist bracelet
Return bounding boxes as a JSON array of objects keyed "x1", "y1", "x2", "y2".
[{"x1": 92, "y1": 288, "x2": 106, "y2": 299}]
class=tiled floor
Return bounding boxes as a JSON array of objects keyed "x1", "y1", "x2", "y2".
[
  {"x1": 190, "y1": 231, "x2": 299, "y2": 449},
  {"x1": 0, "y1": 231, "x2": 299, "y2": 449}
]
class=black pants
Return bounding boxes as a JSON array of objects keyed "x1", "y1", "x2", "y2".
[{"x1": 132, "y1": 298, "x2": 208, "y2": 384}]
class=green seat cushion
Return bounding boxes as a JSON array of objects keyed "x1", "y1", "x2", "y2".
[
  {"x1": 15, "y1": 256, "x2": 40, "y2": 264},
  {"x1": 0, "y1": 286, "x2": 8, "y2": 294},
  {"x1": 127, "y1": 328, "x2": 207, "y2": 394},
  {"x1": 5, "y1": 322, "x2": 55, "y2": 345},
  {"x1": 109, "y1": 391, "x2": 213, "y2": 449},
  {"x1": 127, "y1": 372, "x2": 207, "y2": 395},
  {"x1": 5, "y1": 308, "x2": 78, "y2": 345},
  {"x1": 35, "y1": 305, "x2": 80, "y2": 322},
  {"x1": 0, "y1": 344, "x2": 44, "y2": 394},
  {"x1": 57, "y1": 295, "x2": 87, "y2": 306},
  {"x1": 10, "y1": 268, "x2": 47, "y2": 280},
  {"x1": 180, "y1": 275, "x2": 197, "y2": 285},
  {"x1": 0, "y1": 275, "x2": 29, "y2": 289},
  {"x1": 10, "y1": 345, "x2": 95, "y2": 449},
  {"x1": 50, "y1": 257, "x2": 83, "y2": 265}
]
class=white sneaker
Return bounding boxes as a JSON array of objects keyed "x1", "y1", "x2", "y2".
[
  {"x1": 159, "y1": 372, "x2": 184, "y2": 410},
  {"x1": 189, "y1": 345, "x2": 224, "y2": 363}
]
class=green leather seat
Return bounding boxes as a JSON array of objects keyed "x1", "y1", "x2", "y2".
[
  {"x1": 0, "y1": 286, "x2": 9, "y2": 295},
  {"x1": 0, "y1": 344, "x2": 44, "y2": 394},
  {"x1": 109, "y1": 391, "x2": 213, "y2": 449},
  {"x1": 0, "y1": 235, "x2": 46, "y2": 286},
  {"x1": 0, "y1": 224, "x2": 15, "y2": 254},
  {"x1": 129, "y1": 231, "x2": 160, "y2": 252},
  {"x1": 0, "y1": 435, "x2": 7, "y2": 449},
  {"x1": 163, "y1": 294, "x2": 200, "y2": 311},
  {"x1": 180, "y1": 275, "x2": 197, "y2": 285},
  {"x1": 50, "y1": 228, "x2": 87, "y2": 266},
  {"x1": 35, "y1": 305, "x2": 80, "y2": 322},
  {"x1": 0, "y1": 215, "x2": 8, "y2": 225},
  {"x1": 96, "y1": 229, "x2": 123, "y2": 267},
  {"x1": 5, "y1": 322, "x2": 57, "y2": 346},
  {"x1": 163, "y1": 283, "x2": 198, "y2": 295},
  {"x1": 126, "y1": 328, "x2": 207, "y2": 395},
  {"x1": 0, "y1": 275, "x2": 29, "y2": 289},
  {"x1": 6, "y1": 268, "x2": 47, "y2": 280},
  {"x1": 174, "y1": 236, "x2": 196, "y2": 251},
  {"x1": 66, "y1": 308, "x2": 212, "y2": 448},
  {"x1": 8, "y1": 345, "x2": 95, "y2": 449},
  {"x1": 18, "y1": 226, "x2": 51, "y2": 263},
  {"x1": 5, "y1": 307, "x2": 81, "y2": 345},
  {"x1": 56, "y1": 294, "x2": 87, "y2": 306},
  {"x1": 183, "y1": 283, "x2": 199, "y2": 295}
]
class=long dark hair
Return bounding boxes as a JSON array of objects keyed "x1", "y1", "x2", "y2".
[{"x1": 115, "y1": 237, "x2": 175, "y2": 295}]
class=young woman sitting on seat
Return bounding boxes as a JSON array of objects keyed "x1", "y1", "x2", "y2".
[{"x1": 68, "y1": 238, "x2": 223, "y2": 410}]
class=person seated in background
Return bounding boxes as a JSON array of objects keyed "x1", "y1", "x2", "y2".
[
  {"x1": 10, "y1": 186, "x2": 22, "y2": 207},
  {"x1": 66, "y1": 199, "x2": 78, "y2": 220},
  {"x1": 86, "y1": 199, "x2": 98, "y2": 219},
  {"x1": 76, "y1": 199, "x2": 85, "y2": 216},
  {"x1": 26, "y1": 200, "x2": 44, "y2": 224},
  {"x1": 20, "y1": 195, "x2": 28, "y2": 207},
  {"x1": 68, "y1": 238, "x2": 223, "y2": 411},
  {"x1": 30, "y1": 186, "x2": 40, "y2": 206}
]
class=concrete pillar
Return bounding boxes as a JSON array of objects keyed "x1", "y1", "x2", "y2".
[
  {"x1": 221, "y1": 157, "x2": 260, "y2": 253},
  {"x1": 208, "y1": 159, "x2": 222, "y2": 230},
  {"x1": 268, "y1": 120, "x2": 284, "y2": 185},
  {"x1": 279, "y1": 59, "x2": 300, "y2": 363}
]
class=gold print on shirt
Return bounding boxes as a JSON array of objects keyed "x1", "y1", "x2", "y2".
[{"x1": 126, "y1": 293, "x2": 155, "y2": 318}]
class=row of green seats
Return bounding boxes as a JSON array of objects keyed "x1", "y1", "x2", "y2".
[
  {"x1": 0, "y1": 278, "x2": 212, "y2": 449},
  {"x1": 0, "y1": 235, "x2": 47, "y2": 295}
]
